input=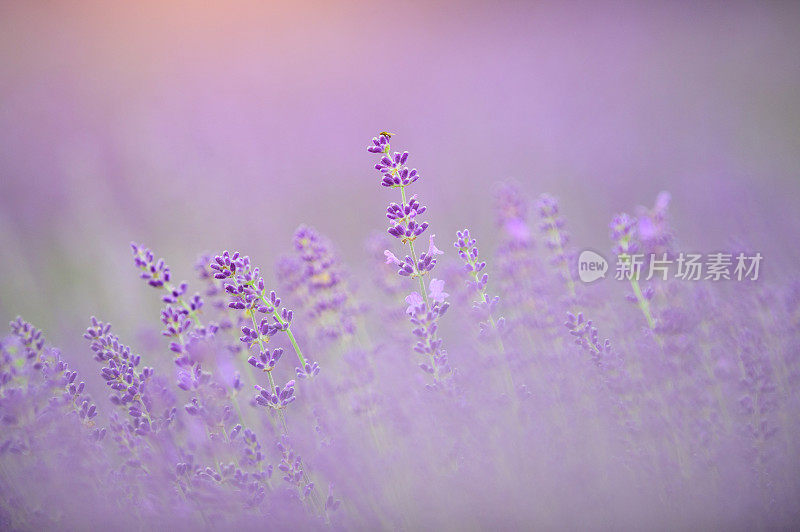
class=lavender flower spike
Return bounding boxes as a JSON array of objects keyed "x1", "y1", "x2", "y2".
[
  {"x1": 84, "y1": 316, "x2": 156, "y2": 434},
  {"x1": 367, "y1": 132, "x2": 455, "y2": 387},
  {"x1": 209, "y1": 250, "x2": 315, "y2": 413}
]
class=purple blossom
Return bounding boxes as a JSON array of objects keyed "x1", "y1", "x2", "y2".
[
  {"x1": 254, "y1": 380, "x2": 296, "y2": 409},
  {"x1": 276, "y1": 225, "x2": 360, "y2": 341}
]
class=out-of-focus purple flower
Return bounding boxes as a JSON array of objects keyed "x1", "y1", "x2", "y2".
[
  {"x1": 636, "y1": 191, "x2": 674, "y2": 256},
  {"x1": 454, "y1": 229, "x2": 505, "y2": 338},
  {"x1": 610, "y1": 212, "x2": 639, "y2": 256},
  {"x1": 495, "y1": 182, "x2": 531, "y2": 243},
  {"x1": 405, "y1": 278, "x2": 453, "y2": 389},
  {"x1": 276, "y1": 436, "x2": 314, "y2": 500},
  {"x1": 536, "y1": 194, "x2": 577, "y2": 298},
  {"x1": 8, "y1": 317, "x2": 101, "y2": 429},
  {"x1": 564, "y1": 312, "x2": 613, "y2": 361},
  {"x1": 276, "y1": 225, "x2": 360, "y2": 341}
]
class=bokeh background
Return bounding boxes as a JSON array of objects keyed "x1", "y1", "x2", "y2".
[{"x1": 1, "y1": 0, "x2": 799, "y2": 350}]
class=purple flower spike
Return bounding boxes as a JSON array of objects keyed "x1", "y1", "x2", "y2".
[
  {"x1": 131, "y1": 242, "x2": 171, "y2": 287},
  {"x1": 247, "y1": 348, "x2": 284, "y2": 372},
  {"x1": 254, "y1": 379, "x2": 296, "y2": 410},
  {"x1": 368, "y1": 132, "x2": 457, "y2": 388}
]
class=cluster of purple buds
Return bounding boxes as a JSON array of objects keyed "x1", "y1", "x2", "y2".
[
  {"x1": 386, "y1": 194, "x2": 429, "y2": 241},
  {"x1": 210, "y1": 252, "x2": 293, "y2": 329},
  {"x1": 367, "y1": 134, "x2": 430, "y2": 247},
  {"x1": 161, "y1": 281, "x2": 187, "y2": 305},
  {"x1": 254, "y1": 380, "x2": 296, "y2": 409},
  {"x1": 369, "y1": 133, "x2": 456, "y2": 388},
  {"x1": 368, "y1": 134, "x2": 420, "y2": 188},
  {"x1": 387, "y1": 195, "x2": 426, "y2": 224},
  {"x1": 535, "y1": 194, "x2": 577, "y2": 296},
  {"x1": 240, "y1": 319, "x2": 282, "y2": 347},
  {"x1": 131, "y1": 242, "x2": 171, "y2": 288},
  {"x1": 455, "y1": 229, "x2": 489, "y2": 292},
  {"x1": 366, "y1": 133, "x2": 390, "y2": 153},
  {"x1": 161, "y1": 306, "x2": 193, "y2": 358},
  {"x1": 62, "y1": 365, "x2": 98, "y2": 423},
  {"x1": 384, "y1": 235, "x2": 443, "y2": 278},
  {"x1": 84, "y1": 317, "x2": 154, "y2": 432},
  {"x1": 295, "y1": 361, "x2": 320, "y2": 380},
  {"x1": 211, "y1": 250, "x2": 315, "y2": 408},
  {"x1": 193, "y1": 252, "x2": 234, "y2": 325},
  {"x1": 454, "y1": 230, "x2": 503, "y2": 335},
  {"x1": 131, "y1": 243, "x2": 212, "y2": 350},
  {"x1": 9, "y1": 316, "x2": 44, "y2": 361},
  {"x1": 184, "y1": 396, "x2": 233, "y2": 428},
  {"x1": 210, "y1": 251, "x2": 293, "y2": 364},
  {"x1": 248, "y1": 348, "x2": 283, "y2": 372},
  {"x1": 238, "y1": 427, "x2": 273, "y2": 480}
]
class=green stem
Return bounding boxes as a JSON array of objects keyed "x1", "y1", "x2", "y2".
[
  {"x1": 400, "y1": 185, "x2": 430, "y2": 306},
  {"x1": 283, "y1": 326, "x2": 307, "y2": 368},
  {"x1": 629, "y1": 277, "x2": 655, "y2": 330}
]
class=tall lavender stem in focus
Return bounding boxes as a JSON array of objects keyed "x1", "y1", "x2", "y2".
[{"x1": 367, "y1": 132, "x2": 453, "y2": 388}]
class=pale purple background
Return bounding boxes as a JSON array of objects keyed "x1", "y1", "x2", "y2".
[{"x1": 1, "y1": 1, "x2": 799, "y2": 344}]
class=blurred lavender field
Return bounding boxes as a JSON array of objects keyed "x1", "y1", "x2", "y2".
[{"x1": 2, "y1": 1, "x2": 800, "y2": 530}]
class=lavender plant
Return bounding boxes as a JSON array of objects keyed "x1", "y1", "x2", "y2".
[
  {"x1": 368, "y1": 132, "x2": 454, "y2": 389},
  {"x1": 0, "y1": 133, "x2": 798, "y2": 530}
]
